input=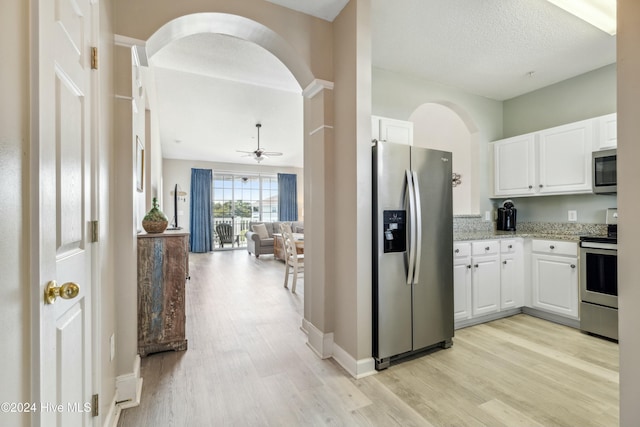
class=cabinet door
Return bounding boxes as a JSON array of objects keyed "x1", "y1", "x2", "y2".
[
  {"x1": 596, "y1": 113, "x2": 617, "y2": 150},
  {"x1": 454, "y1": 258, "x2": 472, "y2": 321},
  {"x1": 500, "y1": 253, "x2": 523, "y2": 310},
  {"x1": 471, "y1": 255, "x2": 500, "y2": 316},
  {"x1": 493, "y1": 134, "x2": 536, "y2": 196},
  {"x1": 538, "y1": 120, "x2": 592, "y2": 194},
  {"x1": 374, "y1": 116, "x2": 414, "y2": 145},
  {"x1": 531, "y1": 253, "x2": 579, "y2": 319}
]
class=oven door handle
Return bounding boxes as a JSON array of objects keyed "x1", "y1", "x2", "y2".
[{"x1": 580, "y1": 241, "x2": 617, "y2": 250}]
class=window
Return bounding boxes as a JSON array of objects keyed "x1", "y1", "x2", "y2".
[{"x1": 212, "y1": 172, "x2": 278, "y2": 248}]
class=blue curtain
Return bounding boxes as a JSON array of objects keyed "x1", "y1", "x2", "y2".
[
  {"x1": 278, "y1": 173, "x2": 298, "y2": 221},
  {"x1": 189, "y1": 168, "x2": 213, "y2": 252}
]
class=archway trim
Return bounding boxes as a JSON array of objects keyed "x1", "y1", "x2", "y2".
[{"x1": 145, "y1": 12, "x2": 315, "y2": 89}]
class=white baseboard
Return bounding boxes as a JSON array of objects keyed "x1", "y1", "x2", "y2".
[
  {"x1": 103, "y1": 395, "x2": 120, "y2": 427},
  {"x1": 303, "y1": 318, "x2": 333, "y2": 359},
  {"x1": 332, "y1": 343, "x2": 377, "y2": 379},
  {"x1": 302, "y1": 318, "x2": 377, "y2": 379},
  {"x1": 109, "y1": 355, "x2": 143, "y2": 426}
]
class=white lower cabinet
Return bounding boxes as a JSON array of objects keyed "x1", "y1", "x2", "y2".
[
  {"x1": 454, "y1": 239, "x2": 523, "y2": 326},
  {"x1": 471, "y1": 241, "x2": 500, "y2": 316},
  {"x1": 531, "y1": 239, "x2": 579, "y2": 319},
  {"x1": 453, "y1": 242, "x2": 472, "y2": 321},
  {"x1": 500, "y1": 239, "x2": 524, "y2": 310}
]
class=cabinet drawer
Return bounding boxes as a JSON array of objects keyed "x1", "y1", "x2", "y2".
[
  {"x1": 500, "y1": 239, "x2": 519, "y2": 254},
  {"x1": 531, "y1": 239, "x2": 577, "y2": 256},
  {"x1": 472, "y1": 241, "x2": 499, "y2": 256},
  {"x1": 454, "y1": 242, "x2": 471, "y2": 258}
]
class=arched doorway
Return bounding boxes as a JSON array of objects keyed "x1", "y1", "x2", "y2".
[{"x1": 137, "y1": 12, "x2": 333, "y2": 355}]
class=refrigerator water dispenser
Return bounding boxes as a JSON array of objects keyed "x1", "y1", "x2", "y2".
[{"x1": 383, "y1": 210, "x2": 406, "y2": 253}]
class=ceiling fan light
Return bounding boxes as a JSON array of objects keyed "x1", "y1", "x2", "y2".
[{"x1": 545, "y1": 0, "x2": 616, "y2": 35}]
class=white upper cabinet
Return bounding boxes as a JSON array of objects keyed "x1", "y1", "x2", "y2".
[
  {"x1": 538, "y1": 119, "x2": 592, "y2": 194},
  {"x1": 493, "y1": 116, "x2": 600, "y2": 197},
  {"x1": 595, "y1": 113, "x2": 617, "y2": 150},
  {"x1": 493, "y1": 134, "x2": 536, "y2": 196},
  {"x1": 372, "y1": 115, "x2": 414, "y2": 145}
]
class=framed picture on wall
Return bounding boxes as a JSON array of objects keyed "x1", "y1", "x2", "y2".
[{"x1": 136, "y1": 136, "x2": 144, "y2": 192}]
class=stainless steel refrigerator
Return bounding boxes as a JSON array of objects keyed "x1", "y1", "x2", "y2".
[{"x1": 372, "y1": 140, "x2": 454, "y2": 370}]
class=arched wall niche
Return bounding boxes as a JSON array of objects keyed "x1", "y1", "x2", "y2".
[{"x1": 409, "y1": 102, "x2": 480, "y2": 215}]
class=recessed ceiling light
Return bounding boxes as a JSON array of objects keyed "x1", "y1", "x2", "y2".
[{"x1": 546, "y1": 0, "x2": 616, "y2": 35}]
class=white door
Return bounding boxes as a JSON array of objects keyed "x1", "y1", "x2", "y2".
[
  {"x1": 531, "y1": 254, "x2": 579, "y2": 319},
  {"x1": 500, "y1": 254, "x2": 518, "y2": 310},
  {"x1": 453, "y1": 258, "x2": 472, "y2": 321},
  {"x1": 492, "y1": 134, "x2": 536, "y2": 196},
  {"x1": 36, "y1": 0, "x2": 94, "y2": 425},
  {"x1": 538, "y1": 120, "x2": 592, "y2": 194},
  {"x1": 471, "y1": 256, "x2": 500, "y2": 316}
]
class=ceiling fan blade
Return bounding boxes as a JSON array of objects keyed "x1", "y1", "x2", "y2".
[{"x1": 240, "y1": 124, "x2": 285, "y2": 162}]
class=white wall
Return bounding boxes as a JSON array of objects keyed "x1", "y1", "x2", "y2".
[
  {"x1": 500, "y1": 64, "x2": 617, "y2": 224},
  {"x1": 373, "y1": 67, "x2": 503, "y2": 219},
  {"x1": 0, "y1": 1, "x2": 29, "y2": 426},
  {"x1": 162, "y1": 159, "x2": 304, "y2": 232},
  {"x1": 97, "y1": 0, "x2": 117, "y2": 420},
  {"x1": 503, "y1": 64, "x2": 616, "y2": 138},
  {"x1": 113, "y1": 42, "x2": 139, "y2": 378},
  {"x1": 410, "y1": 103, "x2": 476, "y2": 214}
]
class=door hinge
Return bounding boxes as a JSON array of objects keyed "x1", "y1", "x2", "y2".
[
  {"x1": 91, "y1": 47, "x2": 98, "y2": 70},
  {"x1": 90, "y1": 220, "x2": 99, "y2": 243},
  {"x1": 92, "y1": 394, "x2": 99, "y2": 417}
]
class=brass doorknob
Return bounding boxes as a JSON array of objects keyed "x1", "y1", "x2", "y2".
[{"x1": 45, "y1": 280, "x2": 80, "y2": 305}]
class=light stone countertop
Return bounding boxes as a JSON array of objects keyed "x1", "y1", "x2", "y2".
[{"x1": 452, "y1": 220, "x2": 608, "y2": 243}]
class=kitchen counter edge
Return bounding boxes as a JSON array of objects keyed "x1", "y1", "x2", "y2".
[{"x1": 454, "y1": 231, "x2": 581, "y2": 242}]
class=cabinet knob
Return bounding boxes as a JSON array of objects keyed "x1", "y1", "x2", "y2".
[
  {"x1": 455, "y1": 248, "x2": 460, "y2": 253},
  {"x1": 539, "y1": 184, "x2": 544, "y2": 188},
  {"x1": 485, "y1": 246, "x2": 490, "y2": 251},
  {"x1": 503, "y1": 260, "x2": 507, "y2": 264},
  {"x1": 474, "y1": 264, "x2": 479, "y2": 268},
  {"x1": 571, "y1": 264, "x2": 576, "y2": 269},
  {"x1": 508, "y1": 244, "x2": 513, "y2": 249},
  {"x1": 467, "y1": 265, "x2": 471, "y2": 269},
  {"x1": 550, "y1": 245, "x2": 555, "y2": 250},
  {"x1": 528, "y1": 185, "x2": 533, "y2": 189}
]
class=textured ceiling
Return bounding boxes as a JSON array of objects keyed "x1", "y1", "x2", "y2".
[
  {"x1": 371, "y1": 0, "x2": 616, "y2": 100},
  {"x1": 150, "y1": 0, "x2": 616, "y2": 168}
]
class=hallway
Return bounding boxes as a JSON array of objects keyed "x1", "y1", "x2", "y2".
[{"x1": 118, "y1": 250, "x2": 618, "y2": 426}]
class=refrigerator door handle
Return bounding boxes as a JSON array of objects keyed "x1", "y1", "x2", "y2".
[
  {"x1": 405, "y1": 170, "x2": 417, "y2": 285},
  {"x1": 411, "y1": 170, "x2": 422, "y2": 285}
]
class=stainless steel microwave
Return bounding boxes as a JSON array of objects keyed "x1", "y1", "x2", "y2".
[{"x1": 593, "y1": 149, "x2": 617, "y2": 194}]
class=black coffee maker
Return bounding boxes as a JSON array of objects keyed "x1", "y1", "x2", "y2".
[{"x1": 497, "y1": 200, "x2": 517, "y2": 231}]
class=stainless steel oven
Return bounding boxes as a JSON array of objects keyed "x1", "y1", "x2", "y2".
[{"x1": 579, "y1": 210, "x2": 618, "y2": 340}]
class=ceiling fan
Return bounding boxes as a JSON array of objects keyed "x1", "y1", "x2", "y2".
[{"x1": 237, "y1": 123, "x2": 283, "y2": 163}]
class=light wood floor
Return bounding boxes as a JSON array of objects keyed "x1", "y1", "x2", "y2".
[{"x1": 118, "y1": 250, "x2": 619, "y2": 427}]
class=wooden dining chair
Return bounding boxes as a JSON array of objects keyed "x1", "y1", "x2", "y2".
[
  {"x1": 282, "y1": 229, "x2": 304, "y2": 293},
  {"x1": 280, "y1": 222, "x2": 293, "y2": 235}
]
